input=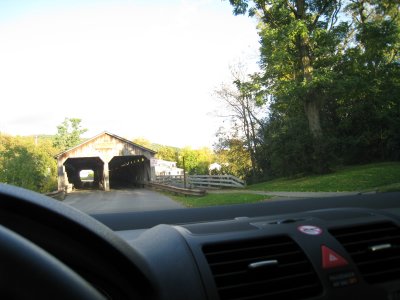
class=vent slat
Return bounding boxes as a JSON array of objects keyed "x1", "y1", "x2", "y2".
[
  {"x1": 332, "y1": 226, "x2": 398, "y2": 239},
  {"x1": 208, "y1": 250, "x2": 305, "y2": 267},
  {"x1": 203, "y1": 236, "x2": 322, "y2": 300},
  {"x1": 218, "y1": 271, "x2": 316, "y2": 291},
  {"x1": 337, "y1": 235, "x2": 400, "y2": 247},
  {"x1": 331, "y1": 222, "x2": 400, "y2": 284},
  {"x1": 353, "y1": 252, "x2": 400, "y2": 266},
  {"x1": 362, "y1": 266, "x2": 400, "y2": 278},
  {"x1": 225, "y1": 283, "x2": 321, "y2": 300},
  {"x1": 213, "y1": 260, "x2": 310, "y2": 279}
]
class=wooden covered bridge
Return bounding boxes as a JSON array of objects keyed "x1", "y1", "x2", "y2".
[{"x1": 55, "y1": 132, "x2": 156, "y2": 192}]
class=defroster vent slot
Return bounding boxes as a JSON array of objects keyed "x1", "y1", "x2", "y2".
[
  {"x1": 203, "y1": 236, "x2": 322, "y2": 300},
  {"x1": 330, "y1": 222, "x2": 400, "y2": 284}
]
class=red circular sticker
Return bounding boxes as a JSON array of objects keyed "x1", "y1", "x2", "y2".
[{"x1": 298, "y1": 225, "x2": 323, "y2": 236}]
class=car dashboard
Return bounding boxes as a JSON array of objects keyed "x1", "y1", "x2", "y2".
[
  {"x1": 113, "y1": 207, "x2": 400, "y2": 300},
  {"x1": 0, "y1": 184, "x2": 399, "y2": 300}
]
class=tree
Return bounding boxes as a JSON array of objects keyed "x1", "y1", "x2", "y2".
[
  {"x1": 176, "y1": 147, "x2": 195, "y2": 175},
  {"x1": 214, "y1": 127, "x2": 253, "y2": 179},
  {"x1": 132, "y1": 137, "x2": 155, "y2": 150},
  {"x1": 53, "y1": 118, "x2": 87, "y2": 151},
  {"x1": 0, "y1": 135, "x2": 58, "y2": 192},
  {"x1": 329, "y1": 0, "x2": 400, "y2": 163},
  {"x1": 214, "y1": 64, "x2": 266, "y2": 179},
  {"x1": 193, "y1": 147, "x2": 215, "y2": 175},
  {"x1": 224, "y1": 0, "x2": 400, "y2": 178},
  {"x1": 227, "y1": 0, "x2": 350, "y2": 173},
  {"x1": 228, "y1": 0, "x2": 345, "y2": 139},
  {"x1": 156, "y1": 145, "x2": 180, "y2": 162}
]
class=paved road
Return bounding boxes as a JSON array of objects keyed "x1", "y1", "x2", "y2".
[{"x1": 64, "y1": 188, "x2": 183, "y2": 214}]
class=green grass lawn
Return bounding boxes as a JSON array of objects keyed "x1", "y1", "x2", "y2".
[
  {"x1": 170, "y1": 193, "x2": 272, "y2": 208},
  {"x1": 376, "y1": 183, "x2": 400, "y2": 193},
  {"x1": 248, "y1": 162, "x2": 400, "y2": 192}
]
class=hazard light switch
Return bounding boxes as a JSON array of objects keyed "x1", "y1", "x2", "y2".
[{"x1": 321, "y1": 245, "x2": 349, "y2": 269}]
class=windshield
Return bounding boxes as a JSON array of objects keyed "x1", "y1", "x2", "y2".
[{"x1": 0, "y1": 0, "x2": 399, "y2": 214}]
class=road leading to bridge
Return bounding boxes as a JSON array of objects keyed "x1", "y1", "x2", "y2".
[{"x1": 64, "y1": 188, "x2": 183, "y2": 214}]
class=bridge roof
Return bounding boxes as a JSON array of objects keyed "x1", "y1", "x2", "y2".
[{"x1": 54, "y1": 131, "x2": 157, "y2": 159}]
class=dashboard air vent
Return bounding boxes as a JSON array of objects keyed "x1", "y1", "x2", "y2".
[
  {"x1": 203, "y1": 236, "x2": 322, "y2": 300},
  {"x1": 330, "y1": 222, "x2": 400, "y2": 284}
]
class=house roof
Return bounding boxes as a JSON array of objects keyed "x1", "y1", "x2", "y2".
[{"x1": 54, "y1": 131, "x2": 157, "y2": 158}]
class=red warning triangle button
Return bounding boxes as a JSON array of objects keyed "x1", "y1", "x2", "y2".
[{"x1": 322, "y1": 245, "x2": 349, "y2": 269}]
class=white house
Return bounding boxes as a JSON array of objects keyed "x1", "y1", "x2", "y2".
[
  {"x1": 151, "y1": 159, "x2": 184, "y2": 176},
  {"x1": 209, "y1": 163, "x2": 222, "y2": 172}
]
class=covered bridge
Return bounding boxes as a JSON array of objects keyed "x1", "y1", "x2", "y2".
[{"x1": 55, "y1": 132, "x2": 156, "y2": 192}]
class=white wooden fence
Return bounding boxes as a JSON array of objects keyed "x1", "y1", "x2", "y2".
[
  {"x1": 145, "y1": 182, "x2": 206, "y2": 196},
  {"x1": 155, "y1": 175, "x2": 184, "y2": 186},
  {"x1": 154, "y1": 174, "x2": 246, "y2": 188},
  {"x1": 189, "y1": 175, "x2": 245, "y2": 188}
]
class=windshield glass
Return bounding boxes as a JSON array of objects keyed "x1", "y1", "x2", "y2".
[{"x1": 0, "y1": 0, "x2": 399, "y2": 214}]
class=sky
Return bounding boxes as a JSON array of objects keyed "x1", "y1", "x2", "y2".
[{"x1": 0, "y1": 0, "x2": 260, "y2": 148}]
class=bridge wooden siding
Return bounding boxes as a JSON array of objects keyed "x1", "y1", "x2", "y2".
[{"x1": 55, "y1": 132, "x2": 157, "y2": 192}]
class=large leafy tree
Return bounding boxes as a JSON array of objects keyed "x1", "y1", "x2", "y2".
[
  {"x1": 228, "y1": 0, "x2": 345, "y2": 139},
  {"x1": 179, "y1": 147, "x2": 205, "y2": 175},
  {"x1": 214, "y1": 127, "x2": 253, "y2": 179},
  {"x1": 155, "y1": 145, "x2": 180, "y2": 162},
  {"x1": 53, "y1": 118, "x2": 87, "y2": 151},
  {"x1": 330, "y1": 0, "x2": 400, "y2": 163},
  {"x1": 0, "y1": 135, "x2": 57, "y2": 192},
  {"x1": 214, "y1": 65, "x2": 266, "y2": 179},
  {"x1": 227, "y1": 0, "x2": 400, "y2": 177},
  {"x1": 194, "y1": 147, "x2": 215, "y2": 175},
  {"x1": 132, "y1": 137, "x2": 154, "y2": 150}
]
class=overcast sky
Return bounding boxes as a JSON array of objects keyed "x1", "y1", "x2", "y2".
[{"x1": 0, "y1": 0, "x2": 260, "y2": 148}]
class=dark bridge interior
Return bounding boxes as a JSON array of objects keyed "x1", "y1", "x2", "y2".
[
  {"x1": 64, "y1": 156, "x2": 150, "y2": 190},
  {"x1": 109, "y1": 155, "x2": 149, "y2": 189},
  {"x1": 64, "y1": 157, "x2": 104, "y2": 189}
]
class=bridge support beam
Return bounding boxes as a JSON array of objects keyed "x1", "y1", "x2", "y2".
[
  {"x1": 57, "y1": 159, "x2": 69, "y2": 192},
  {"x1": 57, "y1": 165, "x2": 66, "y2": 192},
  {"x1": 103, "y1": 161, "x2": 110, "y2": 191}
]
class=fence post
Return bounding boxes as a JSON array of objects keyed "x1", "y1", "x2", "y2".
[{"x1": 183, "y1": 157, "x2": 187, "y2": 189}]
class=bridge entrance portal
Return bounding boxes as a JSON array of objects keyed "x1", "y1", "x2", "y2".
[{"x1": 56, "y1": 132, "x2": 156, "y2": 192}]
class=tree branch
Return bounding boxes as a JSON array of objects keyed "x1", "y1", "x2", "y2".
[
  {"x1": 329, "y1": 0, "x2": 342, "y2": 31},
  {"x1": 286, "y1": 0, "x2": 298, "y2": 17},
  {"x1": 258, "y1": 0, "x2": 279, "y2": 28},
  {"x1": 311, "y1": 0, "x2": 333, "y2": 30}
]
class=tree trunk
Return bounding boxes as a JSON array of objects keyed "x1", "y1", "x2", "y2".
[
  {"x1": 242, "y1": 106, "x2": 257, "y2": 179},
  {"x1": 296, "y1": 0, "x2": 323, "y2": 138},
  {"x1": 304, "y1": 100, "x2": 322, "y2": 138},
  {"x1": 300, "y1": 40, "x2": 323, "y2": 138}
]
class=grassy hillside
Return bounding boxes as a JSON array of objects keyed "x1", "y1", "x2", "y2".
[{"x1": 248, "y1": 162, "x2": 400, "y2": 192}]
